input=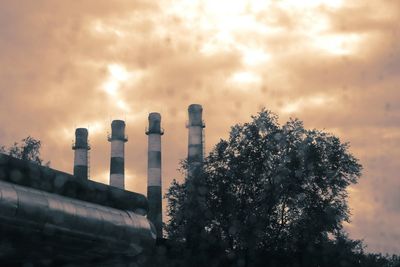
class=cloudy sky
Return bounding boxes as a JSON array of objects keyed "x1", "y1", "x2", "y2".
[{"x1": 0, "y1": 0, "x2": 399, "y2": 254}]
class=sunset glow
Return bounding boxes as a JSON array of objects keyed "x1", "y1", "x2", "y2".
[
  {"x1": 230, "y1": 71, "x2": 262, "y2": 85},
  {"x1": 103, "y1": 64, "x2": 130, "y2": 95}
]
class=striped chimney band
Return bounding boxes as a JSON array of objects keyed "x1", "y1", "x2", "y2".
[
  {"x1": 72, "y1": 128, "x2": 90, "y2": 180},
  {"x1": 108, "y1": 120, "x2": 128, "y2": 189},
  {"x1": 146, "y1": 112, "x2": 163, "y2": 238},
  {"x1": 187, "y1": 104, "x2": 205, "y2": 179}
]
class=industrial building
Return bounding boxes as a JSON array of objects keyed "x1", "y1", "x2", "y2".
[{"x1": 0, "y1": 104, "x2": 205, "y2": 266}]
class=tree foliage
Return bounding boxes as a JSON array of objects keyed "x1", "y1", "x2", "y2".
[
  {"x1": 0, "y1": 136, "x2": 49, "y2": 166},
  {"x1": 165, "y1": 110, "x2": 370, "y2": 267}
]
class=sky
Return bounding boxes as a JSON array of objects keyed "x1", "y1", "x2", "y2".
[{"x1": 0, "y1": 0, "x2": 399, "y2": 254}]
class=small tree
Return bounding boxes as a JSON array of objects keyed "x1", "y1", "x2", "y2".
[
  {"x1": 1, "y1": 136, "x2": 49, "y2": 166},
  {"x1": 166, "y1": 109, "x2": 362, "y2": 266}
]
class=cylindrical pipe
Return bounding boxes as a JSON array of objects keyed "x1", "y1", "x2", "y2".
[
  {"x1": 146, "y1": 112, "x2": 163, "y2": 238},
  {"x1": 72, "y1": 128, "x2": 89, "y2": 180},
  {"x1": 0, "y1": 180, "x2": 156, "y2": 259},
  {"x1": 108, "y1": 120, "x2": 127, "y2": 189},
  {"x1": 187, "y1": 104, "x2": 205, "y2": 179},
  {"x1": 0, "y1": 153, "x2": 149, "y2": 215}
]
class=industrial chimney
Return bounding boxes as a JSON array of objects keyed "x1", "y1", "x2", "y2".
[
  {"x1": 146, "y1": 112, "x2": 163, "y2": 238},
  {"x1": 72, "y1": 128, "x2": 90, "y2": 179},
  {"x1": 108, "y1": 120, "x2": 128, "y2": 189},
  {"x1": 187, "y1": 104, "x2": 205, "y2": 179}
]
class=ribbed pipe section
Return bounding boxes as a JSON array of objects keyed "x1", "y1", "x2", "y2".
[
  {"x1": 146, "y1": 112, "x2": 163, "y2": 238},
  {"x1": 187, "y1": 104, "x2": 205, "y2": 179},
  {"x1": 108, "y1": 120, "x2": 127, "y2": 190},
  {"x1": 72, "y1": 128, "x2": 89, "y2": 180}
]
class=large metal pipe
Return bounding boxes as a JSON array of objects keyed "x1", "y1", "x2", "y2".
[
  {"x1": 0, "y1": 153, "x2": 149, "y2": 214},
  {"x1": 0, "y1": 180, "x2": 156, "y2": 260},
  {"x1": 146, "y1": 112, "x2": 163, "y2": 238},
  {"x1": 187, "y1": 104, "x2": 205, "y2": 178},
  {"x1": 108, "y1": 120, "x2": 127, "y2": 189},
  {"x1": 72, "y1": 128, "x2": 89, "y2": 180}
]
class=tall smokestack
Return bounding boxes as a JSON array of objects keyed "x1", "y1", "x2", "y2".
[
  {"x1": 146, "y1": 112, "x2": 163, "y2": 238},
  {"x1": 72, "y1": 128, "x2": 90, "y2": 179},
  {"x1": 108, "y1": 120, "x2": 127, "y2": 189},
  {"x1": 187, "y1": 104, "x2": 205, "y2": 179}
]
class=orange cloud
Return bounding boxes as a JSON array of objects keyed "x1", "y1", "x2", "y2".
[{"x1": 0, "y1": 0, "x2": 399, "y2": 254}]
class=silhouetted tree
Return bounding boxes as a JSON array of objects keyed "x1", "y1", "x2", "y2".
[
  {"x1": 166, "y1": 109, "x2": 364, "y2": 267},
  {"x1": 165, "y1": 162, "x2": 217, "y2": 267},
  {"x1": 1, "y1": 136, "x2": 49, "y2": 166}
]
